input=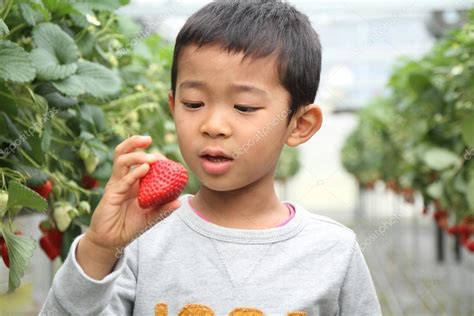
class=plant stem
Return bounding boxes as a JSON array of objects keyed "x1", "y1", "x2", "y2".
[
  {"x1": 94, "y1": 16, "x2": 115, "y2": 38},
  {"x1": 6, "y1": 23, "x2": 26, "y2": 39}
]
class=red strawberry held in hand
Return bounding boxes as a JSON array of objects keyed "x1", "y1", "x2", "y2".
[
  {"x1": 32, "y1": 179, "x2": 53, "y2": 199},
  {"x1": 138, "y1": 159, "x2": 188, "y2": 209}
]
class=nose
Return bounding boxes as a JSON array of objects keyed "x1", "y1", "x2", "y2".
[{"x1": 199, "y1": 106, "x2": 232, "y2": 138}]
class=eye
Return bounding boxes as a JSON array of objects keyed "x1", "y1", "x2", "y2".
[
  {"x1": 235, "y1": 105, "x2": 259, "y2": 113},
  {"x1": 182, "y1": 102, "x2": 203, "y2": 109}
]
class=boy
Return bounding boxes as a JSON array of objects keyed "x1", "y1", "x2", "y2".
[{"x1": 40, "y1": 0, "x2": 381, "y2": 315}]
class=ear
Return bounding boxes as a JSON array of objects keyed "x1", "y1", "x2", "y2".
[
  {"x1": 168, "y1": 90, "x2": 175, "y2": 119},
  {"x1": 286, "y1": 104, "x2": 323, "y2": 147}
]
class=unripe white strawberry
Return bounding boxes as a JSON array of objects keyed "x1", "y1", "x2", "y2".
[
  {"x1": 77, "y1": 201, "x2": 91, "y2": 215},
  {"x1": 53, "y1": 201, "x2": 73, "y2": 232},
  {"x1": 0, "y1": 190, "x2": 8, "y2": 215}
]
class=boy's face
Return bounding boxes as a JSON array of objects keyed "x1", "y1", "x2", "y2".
[{"x1": 168, "y1": 43, "x2": 299, "y2": 191}]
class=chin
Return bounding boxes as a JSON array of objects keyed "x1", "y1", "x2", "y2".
[{"x1": 198, "y1": 175, "x2": 244, "y2": 192}]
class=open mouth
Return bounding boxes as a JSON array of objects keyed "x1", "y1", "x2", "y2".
[{"x1": 201, "y1": 155, "x2": 233, "y2": 162}]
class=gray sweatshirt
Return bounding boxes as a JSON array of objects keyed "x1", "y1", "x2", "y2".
[{"x1": 39, "y1": 193, "x2": 381, "y2": 315}]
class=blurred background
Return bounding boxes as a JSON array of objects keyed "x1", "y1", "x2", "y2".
[{"x1": 0, "y1": 0, "x2": 473, "y2": 315}]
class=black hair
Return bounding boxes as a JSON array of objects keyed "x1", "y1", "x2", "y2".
[{"x1": 170, "y1": 0, "x2": 322, "y2": 126}]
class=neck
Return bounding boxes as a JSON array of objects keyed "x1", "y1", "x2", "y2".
[{"x1": 190, "y1": 177, "x2": 289, "y2": 229}]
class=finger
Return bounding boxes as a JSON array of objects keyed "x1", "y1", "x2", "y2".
[
  {"x1": 114, "y1": 135, "x2": 152, "y2": 160},
  {"x1": 114, "y1": 163, "x2": 150, "y2": 195},
  {"x1": 112, "y1": 152, "x2": 163, "y2": 180}
]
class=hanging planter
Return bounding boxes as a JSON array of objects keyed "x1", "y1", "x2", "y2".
[{"x1": 341, "y1": 10, "x2": 474, "y2": 253}]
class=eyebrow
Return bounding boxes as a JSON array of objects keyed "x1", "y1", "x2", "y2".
[{"x1": 179, "y1": 80, "x2": 268, "y2": 97}]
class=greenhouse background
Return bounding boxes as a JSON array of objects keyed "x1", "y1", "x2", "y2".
[{"x1": 0, "y1": 0, "x2": 473, "y2": 315}]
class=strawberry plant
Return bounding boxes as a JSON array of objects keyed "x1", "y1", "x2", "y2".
[
  {"x1": 0, "y1": 0, "x2": 188, "y2": 293},
  {"x1": 341, "y1": 10, "x2": 474, "y2": 252}
]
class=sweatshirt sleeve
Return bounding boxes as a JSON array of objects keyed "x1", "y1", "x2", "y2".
[
  {"x1": 338, "y1": 238, "x2": 382, "y2": 316},
  {"x1": 38, "y1": 233, "x2": 138, "y2": 316}
]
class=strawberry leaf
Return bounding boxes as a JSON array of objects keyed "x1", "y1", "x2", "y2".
[
  {"x1": 6, "y1": 181, "x2": 48, "y2": 212},
  {"x1": 0, "y1": 19, "x2": 9, "y2": 36},
  {"x1": 2, "y1": 229, "x2": 36, "y2": 293},
  {"x1": 31, "y1": 23, "x2": 79, "y2": 81},
  {"x1": 422, "y1": 148, "x2": 462, "y2": 171},
  {"x1": 468, "y1": 179, "x2": 474, "y2": 212},
  {"x1": 0, "y1": 41, "x2": 36, "y2": 83},
  {"x1": 19, "y1": 3, "x2": 39, "y2": 26}
]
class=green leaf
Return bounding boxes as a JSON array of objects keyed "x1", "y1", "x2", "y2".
[
  {"x1": 52, "y1": 75, "x2": 84, "y2": 96},
  {"x1": 52, "y1": 61, "x2": 121, "y2": 98},
  {"x1": 77, "y1": 31, "x2": 95, "y2": 56},
  {"x1": 0, "y1": 112, "x2": 32, "y2": 152},
  {"x1": 6, "y1": 181, "x2": 47, "y2": 212},
  {"x1": 69, "y1": 12, "x2": 90, "y2": 28},
  {"x1": 74, "y1": 214, "x2": 91, "y2": 227},
  {"x1": 2, "y1": 230, "x2": 37, "y2": 293},
  {"x1": 31, "y1": 23, "x2": 79, "y2": 80},
  {"x1": 31, "y1": 48, "x2": 77, "y2": 81},
  {"x1": 19, "y1": 165, "x2": 48, "y2": 187},
  {"x1": 0, "y1": 40, "x2": 36, "y2": 83},
  {"x1": 91, "y1": 161, "x2": 112, "y2": 180},
  {"x1": 423, "y1": 147, "x2": 462, "y2": 171},
  {"x1": 41, "y1": 119, "x2": 52, "y2": 152},
  {"x1": 60, "y1": 223, "x2": 82, "y2": 262},
  {"x1": 461, "y1": 113, "x2": 474, "y2": 148},
  {"x1": 35, "y1": 83, "x2": 78, "y2": 109},
  {"x1": 24, "y1": 121, "x2": 46, "y2": 166},
  {"x1": 42, "y1": 0, "x2": 76, "y2": 16},
  {"x1": 0, "y1": 19, "x2": 9, "y2": 36},
  {"x1": 33, "y1": 23, "x2": 79, "y2": 63},
  {"x1": 408, "y1": 72, "x2": 431, "y2": 92},
  {"x1": 75, "y1": 61, "x2": 121, "y2": 98},
  {"x1": 80, "y1": 105, "x2": 106, "y2": 133},
  {"x1": 72, "y1": 0, "x2": 122, "y2": 12},
  {"x1": 0, "y1": 83, "x2": 17, "y2": 116},
  {"x1": 19, "y1": 3, "x2": 38, "y2": 26},
  {"x1": 468, "y1": 178, "x2": 474, "y2": 211}
]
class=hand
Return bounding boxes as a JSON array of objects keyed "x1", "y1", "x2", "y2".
[{"x1": 84, "y1": 135, "x2": 181, "y2": 253}]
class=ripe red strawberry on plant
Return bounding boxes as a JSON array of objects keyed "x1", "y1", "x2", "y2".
[
  {"x1": 39, "y1": 220, "x2": 52, "y2": 234},
  {"x1": 458, "y1": 224, "x2": 471, "y2": 236},
  {"x1": 82, "y1": 175, "x2": 99, "y2": 189},
  {"x1": 138, "y1": 159, "x2": 188, "y2": 209},
  {"x1": 39, "y1": 225, "x2": 63, "y2": 260},
  {"x1": 447, "y1": 225, "x2": 459, "y2": 235},
  {"x1": 0, "y1": 237, "x2": 9, "y2": 268},
  {"x1": 40, "y1": 235, "x2": 61, "y2": 260},
  {"x1": 433, "y1": 210, "x2": 448, "y2": 222},
  {"x1": 32, "y1": 179, "x2": 53, "y2": 199},
  {"x1": 464, "y1": 239, "x2": 474, "y2": 252}
]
